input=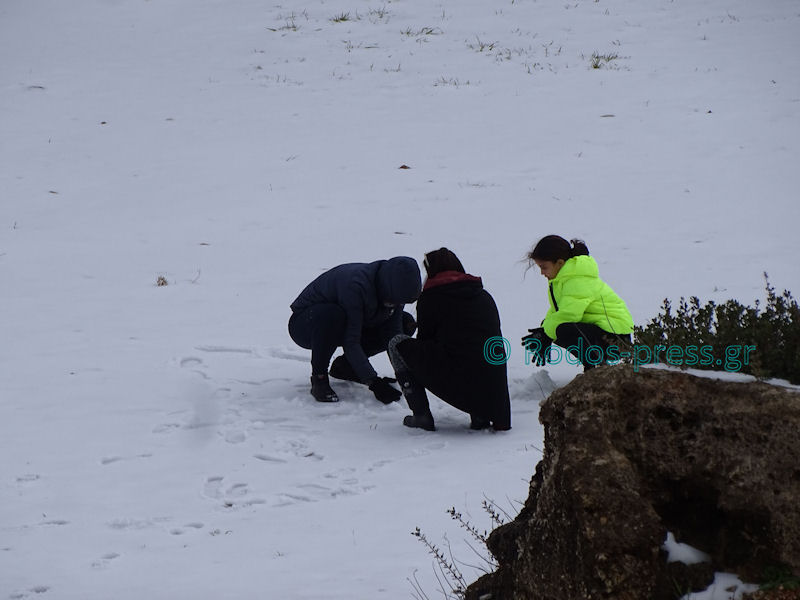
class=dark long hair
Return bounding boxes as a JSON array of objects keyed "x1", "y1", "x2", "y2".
[
  {"x1": 527, "y1": 235, "x2": 589, "y2": 264},
  {"x1": 423, "y1": 247, "x2": 465, "y2": 278}
]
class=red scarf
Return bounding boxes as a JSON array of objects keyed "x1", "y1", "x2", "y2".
[{"x1": 423, "y1": 270, "x2": 482, "y2": 291}]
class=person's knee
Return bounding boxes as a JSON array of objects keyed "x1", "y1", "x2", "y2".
[
  {"x1": 388, "y1": 333, "x2": 410, "y2": 352},
  {"x1": 290, "y1": 304, "x2": 348, "y2": 350},
  {"x1": 555, "y1": 322, "x2": 605, "y2": 346},
  {"x1": 288, "y1": 310, "x2": 311, "y2": 348},
  {"x1": 554, "y1": 322, "x2": 578, "y2": 342},
  {"x1": 387, "y1": 334, "x2": 412, "y2": 371}
]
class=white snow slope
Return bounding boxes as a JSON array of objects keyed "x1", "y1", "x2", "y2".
[{"x1": 1, "y1": 0, "x2": 798, "y2": 598}]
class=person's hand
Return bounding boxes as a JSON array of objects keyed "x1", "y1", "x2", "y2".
[
  {"x1": 521, "y1": 328, "x2": 551, "y2": 366},
  {"x1": 369, "y1": 377, "x2": 402, "y2": 404},
  {"x1": 521, "y1": 327, "x2": 547, "y2": 346}
]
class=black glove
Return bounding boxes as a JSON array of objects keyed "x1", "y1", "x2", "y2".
[
  {"x1": 369, "y1": 377, "x2": 402, "y2": 404},
  {"x1": 521, "y1": 328, "x2": 551, "y2": 366}
]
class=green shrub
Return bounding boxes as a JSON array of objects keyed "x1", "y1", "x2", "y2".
[
  {"x1": 759, "y1": 564, "x2": 800, "y2": 590},
  {"x1": 634, "y1": 274, "x2": 800, "y2": 384}
]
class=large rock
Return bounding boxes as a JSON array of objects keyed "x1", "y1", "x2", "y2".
[{"x1": 467, "y1": 366, "x2": 800, "y2": 600}]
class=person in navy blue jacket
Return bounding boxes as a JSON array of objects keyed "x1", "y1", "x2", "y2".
[{"x1": 288, "y1": 256, "x2": 422, "y2": 403}]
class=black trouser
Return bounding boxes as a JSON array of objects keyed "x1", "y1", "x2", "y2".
[
  {"x1": 288, "y1": 304, "x2": 414, "y2": 376},
  {"x1": 554, "y1": 323, "x2": 631, "y2": 369}
]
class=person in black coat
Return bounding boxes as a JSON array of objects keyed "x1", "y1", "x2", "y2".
[
  {"x1": 387, "y1": 248, "x2": 511, "y2": 432},
  {"x1": 288, "y1": 256, "x2": 421, "y2": 403}
]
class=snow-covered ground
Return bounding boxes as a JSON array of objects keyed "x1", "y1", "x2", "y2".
[{"x1": 1, "y1": 0, "x2": 798, "y2": 598}]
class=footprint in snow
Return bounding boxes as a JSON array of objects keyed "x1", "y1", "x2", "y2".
[
  {"x1": 254, "y1": 454, "x2": 288, "y2": 464},
  {"x1": 178, "y1": 356, "x2": 210, "y2": 380},
  {"x1": 195, "y1": 345, "x2": 254, "y2": 354},
  {"x1": 100, "y1": 453, "x2": 152, "y2": 465},
  {"x1": 268, "y1": 347, "x2": 309, "y2": 362},
  {"x1": 179, "y1": 357, "x2": 203, "y2": 368},
  {"x1": 323, "y1": 468, "x2": 358, "y2": 485},
  {"x1": 232, "y1": 377, "x2": 291, "y2": 386},
  {"x1": 91, "y1": 552, "x2": 120, "y2": 568},
  {"x1": 169, "y1": 523, "x2": 204, "y2": 536},
  {"x1": 274, "y1": 437, "x2": 323, "y2": 461},
  {"x1": 152, "y1": 423, "x2": 181, "y2": 434},
  {"x1": 203, "y1": 476, "x2": 224, "y2": 500},
  {"x1": 367, "y1": 458, "x2": 393, "y2": 472},
  {"x1": 39, "y1": 520, "x2": 69, "y2": 527},
  {"x1": 14, "y1": 585, "x2": 50, "y2": 597},
  {"x1": 223, "y1": 430, "x2": 246, "y2": 444},
  {"x1": 228, "y1": 483, "x2": 248, "y2": 497},
  {"x1": 16, "y1": 474, "x2": 41, "y2": 487},
  {"x1": 203, "y1": 477, "x2": 263, "y2": 508},
  {"x1": 107, "y1": 517, "x2": 170, "y2": 531},
  {"x1": 274, "y1": 478, "x2": 372, "y2": 507},
  {"x1": 411, "y1": 441, "x2": 446, "y2": 457}
]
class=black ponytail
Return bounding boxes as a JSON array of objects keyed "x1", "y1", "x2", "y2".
[
  {"x1": 569, "y1": 238, "x2": 589, "y2": 257},
  {"x1": 528, "y1": 235, "x2": 590, "y2": 263}
]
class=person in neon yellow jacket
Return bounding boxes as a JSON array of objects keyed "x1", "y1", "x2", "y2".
[{"x1": 522, "y1": 235, "x2": 634, "y2": 370}]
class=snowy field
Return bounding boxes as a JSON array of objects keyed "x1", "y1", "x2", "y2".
[{"x1": 1, "y1": 0, "x2": 798, "y2": 598}]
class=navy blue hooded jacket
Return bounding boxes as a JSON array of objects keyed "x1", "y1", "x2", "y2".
[{"x1": 290, "y1": 257, "x2": 421, "y2": 383}]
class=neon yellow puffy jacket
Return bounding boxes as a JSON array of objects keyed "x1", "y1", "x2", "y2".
[{"x1": 541, "y1": 255, "x2": 634, "y2": 340}]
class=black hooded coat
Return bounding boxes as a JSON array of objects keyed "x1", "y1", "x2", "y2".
[{"x1": 398, "y1": 271, "x2": 511, "y2": 429}]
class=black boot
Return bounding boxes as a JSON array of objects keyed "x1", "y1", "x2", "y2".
[
  {"x1": 395, "y1": 372, "x2": 428, "y2": 411},
  {"x1": 469, "y1": 415, "x2": 492, "y2": 430},
  {"x1": 403, "y1": 413, "x2": 436, "y2": 431},
  {"x1": 329, "y1": 355, "x2": 360, "y2": 383},
  {"x1": 394, "y1": 370, "x2": 435, "y2": 430},
  {"x1": 310, "y1": 374, "x2": 339, "y2": 403}
]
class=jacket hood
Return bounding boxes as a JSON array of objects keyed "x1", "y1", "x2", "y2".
[
  {"x1": 555, "y1": 255, "x2": 599, "y2": 280},
  {"x1": 377, "y1": 257, "x2": 422, "y2": 304}
]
